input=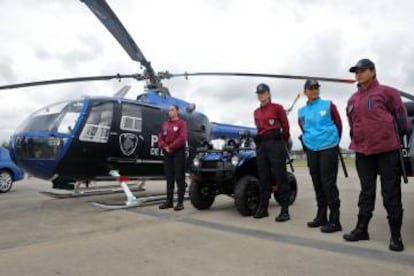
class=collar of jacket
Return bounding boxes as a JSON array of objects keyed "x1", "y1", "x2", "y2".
[
  {"x1": 168, "y1": 117, "x2": 181, "y2": 122},
  {"x1": 306, "y1": 97, "x2": 321, "y2": 106},
  {"x1": 260, "y1": 101, "x2": 272, "y2": 108},
  {"x1": 357, "y1": 79, "x2": 380, "y2": 92}
]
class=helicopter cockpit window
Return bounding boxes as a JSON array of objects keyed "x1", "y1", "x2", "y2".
[
  {"x1": 56, "y1": 101, "x2": 84, "y2": 134},
  {"x1": 120, "y1": 103, "x2": 142, "y2": 132},
  {"x1": 16, "y1": 100, "x2": 84, "y2": 134},
  {"x1": 136, "y1": 94, "x2": 148, "y2": 103},
  {"x1": 79, "y1": 102, "x2": 113, "y2": 143}
]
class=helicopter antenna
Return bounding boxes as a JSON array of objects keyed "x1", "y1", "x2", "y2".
[
  {"x1": 286, "y1": 93, "x2": 302, "y2": 114},
  {"x1": 113, "y1": 85, "x2": 131, "y2": 98},
  {"x1": 81, "y1": 0, "x2": 160, "y2": 88}
]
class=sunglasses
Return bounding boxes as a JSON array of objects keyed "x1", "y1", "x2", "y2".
[{"x1": 306, "y1": 86, "x2": 319, "y2": 90}]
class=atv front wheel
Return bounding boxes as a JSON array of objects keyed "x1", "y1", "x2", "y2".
[
  {"x1": 234, "y1": 175, "x2": 260, "y2": 216},
  {"x1": 189, "y1": 180, "x2": 215, "y2": 210}
]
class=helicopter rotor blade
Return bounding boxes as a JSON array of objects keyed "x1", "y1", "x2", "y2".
[
  {"x1": 165, "y1": 71, "x2": 414, "y2": 99},
  {"x1": 400, "y1": 91, "x2": 414, "y2": 101},
  {"x1": 166, "y1": 72, "x2": 355, "y2": 84},
  {"x1": 0, "y1": 74, "x2": 143, "y2": 90},
  {"x1": 80, "y1": 0, "x2": 150, "y2": 67},
  {"x1": 80, "y1": 0, "x2": 158, "y2": 87}
]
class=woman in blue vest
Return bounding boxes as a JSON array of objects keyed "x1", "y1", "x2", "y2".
[{"x1": 298, "y1": 79, "x2": 343, "y2": 233}]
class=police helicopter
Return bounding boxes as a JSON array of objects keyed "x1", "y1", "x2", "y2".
[{"x1": 1, "y1": 0, "x2": 414, "y2": 200}]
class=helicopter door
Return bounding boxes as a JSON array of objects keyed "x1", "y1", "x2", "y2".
[
  {"x1": 79, "y1": 101, "x2": 114, "y2": 144},
  {"x1": 111, "y1": 102, "x2": 144, "y2": 160}
]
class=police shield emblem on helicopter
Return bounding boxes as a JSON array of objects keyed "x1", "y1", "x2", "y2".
[{"x1": 119, "y1": 133, "x2": 139, "y2": 156}]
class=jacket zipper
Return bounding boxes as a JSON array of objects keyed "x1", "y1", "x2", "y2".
[{"x1": 368, "y1": 95, "x2": 373, "y2": 111}]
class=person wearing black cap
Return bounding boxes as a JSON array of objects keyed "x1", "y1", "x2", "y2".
[
  {"x1": 253, "y1": 83, "x2": 292, "y2": 222},
  {"x1": 298, "y1": 79, "x2": 343, "y2": 233},
  {"x1": 344, "y1": 58, "x2": 408, "y2": 251}
]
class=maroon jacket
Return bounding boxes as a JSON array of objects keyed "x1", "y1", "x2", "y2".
[
  {"x1": 346, "y1": 79, "x2": 408, "y2": 155},
  {"x1": 254, "y1": 102, "x2": 290, "y2": 141},
  {"x1": 158, "y1": 118, "x2": 188, "y2": 152}
]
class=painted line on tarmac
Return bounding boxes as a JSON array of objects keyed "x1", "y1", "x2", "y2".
[{"x1": 129, "y1": 208, "x2": 414, "y2": 267}]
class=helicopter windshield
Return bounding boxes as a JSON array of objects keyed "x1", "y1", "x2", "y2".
[{"x1": 16, "y1": 100, "x2": 84, "y2": 135}]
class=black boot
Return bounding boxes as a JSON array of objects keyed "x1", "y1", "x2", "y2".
[
  {"x1": 307, "y1": 206, "x2": 327, "y2": 228},
  {"x1": 159, "y1": 182, "x2": 174, "y2": 210},
  {"x1": 253, "y1": 200, "x2": 269, "y2": 219},
  {"x1": 343, "y1": 214, "x2": 371, "y2": 242},
  {"x1": 275, "y1": 206, "x2": 290, "y2": 222},
  {"x1": 174, "y1": 202, "x2": 184, "y2": 211},
  {"x1": 321, "y1": 207, "x2": 342, "y2": 233},
  {"x1": 159, "y1": 201, "x2": 173, "y2": 209},
  {"x1": 388, "y1": 211, "x2": 404, "y2": 252},
  {"x1": 174, "y1": 183, "x2": 185, "y2": 211},
  {"x1": 389, "y1": 236, "x2": 404, "y2": 252}
]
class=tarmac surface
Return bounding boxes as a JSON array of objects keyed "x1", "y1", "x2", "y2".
[{"x1": 0, "y1": 167, "x2": 413, "y2": 276}]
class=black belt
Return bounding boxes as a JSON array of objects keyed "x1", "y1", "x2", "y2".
[{"x1": 254, "y1": 131, "x2": 282, "y2": 144}]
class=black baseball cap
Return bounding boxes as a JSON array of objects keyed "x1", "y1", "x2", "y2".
[
  {"x1": 349, "y1": 58, "x2": 375, "y2": 73},
  {"x1": 304, "y1": 79, "x2": 320, "y2": 89},
  {"x1": 256, "y1": 83, "x2": 270, "y2": 94}
]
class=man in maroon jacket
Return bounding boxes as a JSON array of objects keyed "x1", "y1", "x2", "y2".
[
  {"x1": 344, "y1": 59, "x2": 408, "y2": 251},
  {"x1": 253, "y1": 83, "x2": 291, "y2": 222},
  {"x1": 158, "y1": 105, "x2": 188, "y2": 211}
]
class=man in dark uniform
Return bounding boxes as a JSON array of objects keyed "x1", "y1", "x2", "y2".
[
  {"x1": 158, "y1": 105, "x2": 188, "y2": 211},
  {"x1": 253, "y1": 83, "x2": 292, "y2": 222},
  {"x1": 344, "y1": 59, "x2": 408, "y2": 251},
  {"x1": 299, "y1": 79, "x2": 343, "y2": 233}
]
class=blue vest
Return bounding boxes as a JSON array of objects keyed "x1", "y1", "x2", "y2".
[{"x1": 298, "y1": 98, "x2": 339, "y2": 151}]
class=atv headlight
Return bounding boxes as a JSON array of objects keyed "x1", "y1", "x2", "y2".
[
  {"x1": 193, "y1": 157, "x2": 200, "y2": 167},
  {"x1": 231, "y1": 156, "x2": 239, "y2": 166}
]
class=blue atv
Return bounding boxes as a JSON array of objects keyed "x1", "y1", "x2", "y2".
[{"x1": 189, "y1": 134, "x2": 297, "y2": 216}]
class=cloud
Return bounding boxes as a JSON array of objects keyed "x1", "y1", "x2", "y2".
[{"x1": 0, "y1": 55, "x2": 17, "y2": 83}]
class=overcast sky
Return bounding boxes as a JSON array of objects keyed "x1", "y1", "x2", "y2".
[{"x1": 1, "y1": 0, "x2": 414, "y2": 149}]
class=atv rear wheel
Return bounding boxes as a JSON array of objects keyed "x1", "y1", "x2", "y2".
[{"x1": 274, "y1": 172, "x2": 297, "y2": 205}]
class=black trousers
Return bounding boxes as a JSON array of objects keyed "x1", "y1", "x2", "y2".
[
  {"x1": 256, "y1": 139, "x2": 290, "y2": 207},
  {"x1": 306, "y1": 146, "x2": 340, "y2": 210},
  {"x1": 355, "y1": 150, "x2": 403, "y2": 221},
  {"x1": 164, "y1": 147, "x2": 186, "y2": 203}
]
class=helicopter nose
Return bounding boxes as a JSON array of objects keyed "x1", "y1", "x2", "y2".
[{"x1": 10, "y1": 134, "x2": 67, "y2": 179}]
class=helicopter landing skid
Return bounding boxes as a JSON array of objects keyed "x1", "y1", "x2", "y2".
[
  {"x1": 92, "y1": 180, "x2": 166, "y2": 209},
  {"x1": 91, "y1": 170, "x2": 188, "y2": 210},
  {"x1": 41, "y1": 181, "x2": 146, "y2": 199},
  {"x1": 92, "y1": 196, "x2": 165, "y2": 209}
]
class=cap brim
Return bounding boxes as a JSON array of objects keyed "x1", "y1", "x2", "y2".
[
  {"x1": 349, "y1": 65, "x2": 374, "y2": 73},
  {"x1": 256, "y1": 90, "x2": 267, "y2": 94},
  {"x1": 349, "y1": 66, "x2": 358, "y2": 73},
  {"x1": 305, "y1": 85, "x2": 320, "y2": 89}
]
